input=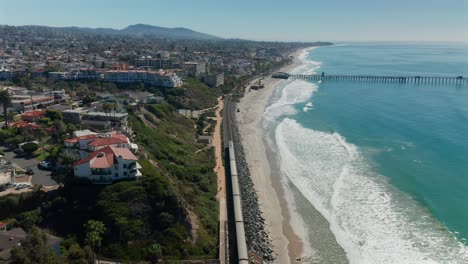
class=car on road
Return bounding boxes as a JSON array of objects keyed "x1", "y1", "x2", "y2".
[
  {"x1": 25, "y1": 168, "x2": 35, "y2": 175},
  {"x1": 38, "y1": 160, "x2": 55, "y2": 170},
  {"x1": 15, "y1": 183, "x2": 31, "y2": 190}
]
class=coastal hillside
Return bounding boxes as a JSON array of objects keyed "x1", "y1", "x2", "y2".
[{"x1": 0, "y1": 104, "x2": 218, "y2": 262}]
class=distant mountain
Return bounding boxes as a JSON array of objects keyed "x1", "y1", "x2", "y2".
[{"x1": 24, "y1": 24, "x2": 222, "y2": 40}]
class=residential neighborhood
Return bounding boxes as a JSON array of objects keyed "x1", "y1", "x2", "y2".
[{"x1": 0, "y1": 22, "x2": 326, "y2": 264}]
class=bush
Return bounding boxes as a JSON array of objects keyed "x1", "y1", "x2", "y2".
[{"x1": 21, "y1": 142, "x2": 39, "y2": 154}]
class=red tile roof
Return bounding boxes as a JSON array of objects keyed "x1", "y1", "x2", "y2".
[
  {"x1": 10, "y1": 121, "x2": 40, "y2": 129},
  {"x1": 21, "y1": 110, "x2": 45, "y2": 118},
  {"x1": 88, "y1": 137, "x2": 126, "y2": 147},
  {"x1": 74, "y1": 146, "x2": 137, "y2": 168}
]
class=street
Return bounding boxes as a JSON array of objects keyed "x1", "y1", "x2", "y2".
[{"x1": 1, "y1": 147, "x2": 57, "y2": 187}]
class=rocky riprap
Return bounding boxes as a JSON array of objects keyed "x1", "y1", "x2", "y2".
[{"x1": 231, "y1": 113, "x2": 275, "y2": 262}]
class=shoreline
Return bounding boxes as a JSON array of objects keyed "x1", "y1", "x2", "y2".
[{"x1": 235, "y1": 48, "x2": 312, "y2": 263}]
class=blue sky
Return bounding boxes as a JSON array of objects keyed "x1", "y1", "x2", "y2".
[{"x1": 0, "y1": 0, "x2": 467, "y2": 42}]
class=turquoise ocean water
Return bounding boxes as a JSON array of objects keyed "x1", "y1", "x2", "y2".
[{"x1": 265, "y1": 43, "x2": 468, "y2": 263}]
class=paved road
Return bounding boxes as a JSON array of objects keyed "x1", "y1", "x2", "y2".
[{"x1": 1, "y1": 147, "x2": 57, "y2": 187}]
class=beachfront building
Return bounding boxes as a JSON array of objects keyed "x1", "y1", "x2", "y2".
[
  {"x1": 103, "y1": 70, "x2": 182, "y2": 87},
  {"x1": 203, "y1": 72, "x2": 224, "y2": 87},
  {"x1": 182, "y1": 62, "x2": 206, "y2": 76},
  {"x1": 73, "y1": 146, "x2": 142, "y2": 184}
]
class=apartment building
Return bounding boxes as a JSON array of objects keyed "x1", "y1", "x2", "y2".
[
  {"x1": 182, "y1": 62, "x2": 206, "y2": 76},
  {"x1": 103, "y1": 70, "x2": 182, "y2": 88},
  {"x1": 203, "y1": 72, "x2": 225, "y2": 87}
]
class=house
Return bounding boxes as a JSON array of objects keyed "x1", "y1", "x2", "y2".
[
  {"x1": 81, "y1": 111, "x2": 128, "y2": 132},
  {"x1": 73, "y1": 146, "x2": 142, "y2": 184},
  {"x1": 64, "y1": 134, "x2": 98, "y2": 149},
  {"x1": 65, "y1": 131, "x2": 132, "y2": 152},
  {"x1": 21, "y1": 110, "x2": 45, "y2": 122},
  {"x1": 87, "y1": 137, "x2": 128, "y2": 152},
  {"x1": 0, "y1": 226, "x2": 62, "y2": 262}
]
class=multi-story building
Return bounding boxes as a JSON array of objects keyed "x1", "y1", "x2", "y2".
[
  {"x1": 49, "y1": 69, "x2": 99, "y2": 81},
  {"x1": 182, "y1": 62, "x2": 206, "y2": 76},
  {"x1": 103, "y1": 70, "x2": 182, "y2": 88},
  {"x1": 48, "y1": 72, "x2": 70, "y2": 81},
  {"x1": 73, "y1": 146, "x2": 142, "y2": 184},
  {"x1": 11, "y1": 95, "x2": 55, "y2": 112},
  {"x1": 203, "y1": 72, "x2": 225, "y2": 87},
  {"x1": 62, "y1": 109, "x2": 129, "y2": 132},
  {"x1": 0, "y1": 66, "x2": 12, "y2": 80},
  {"x1": 135, "y1": 58, "x2": 173, "y2": 69}
]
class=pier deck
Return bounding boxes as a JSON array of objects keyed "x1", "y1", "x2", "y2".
[{"x1": 272, "y1": 72, "x2": 468, "y2": 85}]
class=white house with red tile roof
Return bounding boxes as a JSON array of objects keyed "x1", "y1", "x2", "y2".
[
  {"x1": 73, "y1": 146, "x2": 142, "y2": 184},
  {"x1": 87, "y1": 137, "x2": 128, "y2": 152},
  {"x1": 64, "y1": 131, "x2": 134, "y2": 152}
]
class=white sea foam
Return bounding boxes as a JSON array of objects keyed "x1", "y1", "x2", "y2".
[
  {"x1": 275, "y1": 118, "x2": 468, "y2": 264},
  {"x1": 265, "y1": 48, "x2": 321, "y2": 121}
]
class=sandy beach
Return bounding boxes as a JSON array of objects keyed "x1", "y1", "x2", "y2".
[{"x1": 235, "y1": 48, "x2": 311, "y2": 263}]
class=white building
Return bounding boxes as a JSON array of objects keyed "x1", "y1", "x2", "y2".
[
  {"x1": 103, "y1": 70, "x2": 182, "y2": 88},
  {"x1": 73, "y1": 146, "x2": 142, "y2": 184},
  {"x1": 48, "y1": 72, "x2": 71, "y2": 81},
  {"x1": 11, "y1": 95, "x2": 55, "y2": 112},
  {"x1": 203, "y1": 73, "x2": 224, "y2": 87},
  {"x1": 182, "y1": 62, "x2": 206, "y2": 76}
]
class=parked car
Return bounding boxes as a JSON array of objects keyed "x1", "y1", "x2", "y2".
[
  {"x1": 15, "y1": 183, "x2": 31, "y2": 190},
  {"x1": 25, "y1": 168, "x2": 35, "y2": 175},
  {"x1": 5, "y1": 183, "x2": 16, "y2": 189},
  {"x1": 38, "y1": 160, "x2": 55, "y2": 170}
]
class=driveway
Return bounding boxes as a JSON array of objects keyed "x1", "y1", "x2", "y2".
[{"x1": 1, "y1": 147, "x2": 57, "y2": 187}]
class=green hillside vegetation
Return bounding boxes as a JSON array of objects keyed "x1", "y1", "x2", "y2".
[
  {"x1": 0, "y1": 104, "x2": 218, "y2": 262},
  {"x1": 163, "y1": 78, "x2": 220, "y2": 110}
]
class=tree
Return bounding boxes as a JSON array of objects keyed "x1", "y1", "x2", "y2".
[
  {"x1": 21, "y1": 142, "x2": 39, "y2": 155},
  {"x1": 0, "y1": 89, "x2": 12, "y2": 128},
  {"x1": 84, "y1": 220, "x2": 106, "y2": 261},
  {"x1": 45, "y1": 109, "x2": 63, "y2": 121},
  {"x1": 10, "y1": 227, "x2": 60, "y2": 264},
  {"x1": 115, "y1": 216, "x2": 128, "y2": 242},
  {"x1": 147, "y1": 243, "x2": 162, "y2": 264},
  {"x1": 102, "y1": 103, "x2": 111, "y2": 117}
]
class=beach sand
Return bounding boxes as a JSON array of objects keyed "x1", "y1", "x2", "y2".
[{"x1": 235, "y1": 49, "x2": 312, "y2": 263}]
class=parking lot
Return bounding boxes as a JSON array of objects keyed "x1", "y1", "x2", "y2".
[{"x1": 1, "y1": 147, "x2": 58, "y2": 187}]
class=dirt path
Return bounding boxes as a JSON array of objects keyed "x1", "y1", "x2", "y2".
[{"x1": 213, "y1": 97, "x2": 227, "y2": 263}]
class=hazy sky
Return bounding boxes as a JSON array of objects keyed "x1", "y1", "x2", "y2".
[{"x1": 0, "y1": 0, "x2": 467, "y2": 42}]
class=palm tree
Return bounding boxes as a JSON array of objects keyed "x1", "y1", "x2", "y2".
[
  {"x1": 111, "y1": 102, "x2": 117, "y2": 117},
  {"x1": 148, "y1": 243, "x2": 162, "y2": 264},
  {"x1": 0, "y1": 89, "x2": 11, "y2": 128},
  {"x1": 84, "y1": 220, "x2": 107, "y2": 263},
  {"x1": 102, "y1": 103, "x2": 111, "y2": 117}
]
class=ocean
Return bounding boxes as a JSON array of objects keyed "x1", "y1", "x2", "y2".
[{"x1": 264, "y1": 43, "x2": 468, "y2": 263}]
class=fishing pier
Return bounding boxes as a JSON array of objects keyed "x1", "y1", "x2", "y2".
[{"x1": 272, "y1": 72, "x2": 468, "y2": 85}]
